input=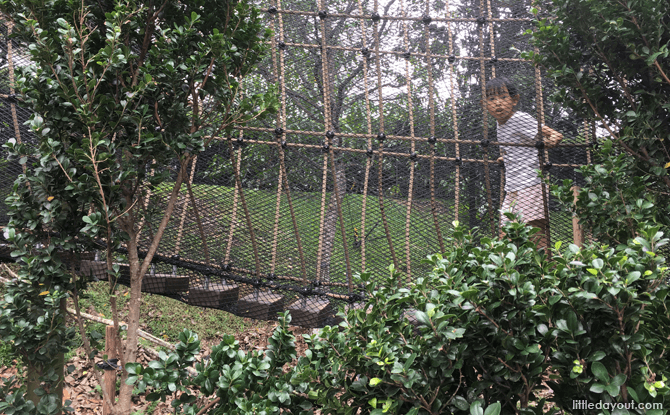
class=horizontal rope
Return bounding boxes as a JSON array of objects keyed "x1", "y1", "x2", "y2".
[
  {"x1": 208, "y1": 130, "x2": 591, "y2": 148},
  {"x1": 268, "y1": 9, "x2": 532, "y2": 23},
  {"x1": 273, "y1": 41, "x2": 529, "y2": 62},
  {"x1": 112, "y1": 246, "x2": 366, "y2": 302}
]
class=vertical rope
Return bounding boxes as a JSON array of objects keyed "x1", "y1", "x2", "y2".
[
  {"x1": 227, "y1": 140, "x2": 262, "y2": 277},
  {"x1": 356, "y1": 0, "x2": 373, "y2": 272},
  {"x1": 315, "y1": 155, "x2": 330, "y2": 282},
  {"x1": 311, "y1": 4, "x2": 354, "y2": 290},
  {"x1": 224, "y1": 144, "x2": 243, "y2": 265},
  {"x1": 478, "y1": 0, "x2": 497, "y2": 237},
  {"x1": 174, "y1": 156, "x2": 198, "y2": 256},
  {"x1": 314, "y1": 0, "x2": 336, "y2": 282},
  {"x1": 486, "y1": 0, "x2": 505, "y2": 218},
  {"x1": 533, "y1": 5, "x2": 552, "y2": 254},
  {"x1": 275, "y1": 0, "x2": 308, "y2": 283},
  {"x1": 446, "y1": 2, "x2": 461, "y2": 225},
  {"x1": 486, "y1": 0, "x2": 496, "y2": 79},
  {"x1": 328, "y1": 149, "x2": 353, "y2": 293},
  {"x1": 424, "y1": 0, "x2": 445, "y2": 254},
  {"x1": 185, "y1": 179, "x2": 210, "y2": 265},
  {"x1": 269, "y1": 0, "x2": 283, "y2": 276},
  {"x1": 373, "y1": 0, "x2": 398, "y2": 270},
  {"x1": 400, "y1": 0, "x2": 416, "y2": 283}
]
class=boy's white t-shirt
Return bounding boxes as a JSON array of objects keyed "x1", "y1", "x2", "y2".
[{"x1": 498, "y1": 111, "x2": 541, "y2": 192}]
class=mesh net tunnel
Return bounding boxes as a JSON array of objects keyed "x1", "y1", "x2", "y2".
[{"x1": 1, "y1": 0, "x2": 592, "y2": 327}]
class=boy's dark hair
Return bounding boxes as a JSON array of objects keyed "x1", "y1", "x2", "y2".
[{"x1": 485, "y1": 77, "x2": 519, "y2": 98}]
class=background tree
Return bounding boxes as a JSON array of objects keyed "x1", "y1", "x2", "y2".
[
  {"x1": 0, "y1": 0, "x2": 276, "y2": 412},
  {"x1": 526, "y1": 0, "x2": 670, "y2": 245}
]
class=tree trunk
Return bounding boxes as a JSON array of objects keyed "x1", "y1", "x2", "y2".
[{"x1": 319, "y1": 158, "x2": 347, "y2": 284}]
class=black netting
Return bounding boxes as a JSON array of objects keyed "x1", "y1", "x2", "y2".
[{"x1": 1, "y1": 0, "x2": 594, "y2": 327}]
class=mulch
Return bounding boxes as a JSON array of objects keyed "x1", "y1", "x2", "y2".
[{"x1": 1, "y1": 321, "x2": 313, "y2": 414}]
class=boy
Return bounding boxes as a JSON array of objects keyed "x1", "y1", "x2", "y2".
[{"x1": 482, "y1": 77, "x2": 563, "y2": 251}]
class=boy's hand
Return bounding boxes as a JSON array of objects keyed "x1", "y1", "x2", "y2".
[{"x1": 541, "y1": 125, "x2": 563, "y2": 148}]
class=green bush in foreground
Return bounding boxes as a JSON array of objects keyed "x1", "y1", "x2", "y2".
[
  {"x1": 101, "y1": 219, "x2": 670, "y2": 414},
  {"x1": 5, "y1": 219, "x2": 663, "y2": 414}
]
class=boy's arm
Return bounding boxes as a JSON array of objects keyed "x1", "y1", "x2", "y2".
[{"x1": 541, "y1": 125, "x2": 563, "y2": 148}]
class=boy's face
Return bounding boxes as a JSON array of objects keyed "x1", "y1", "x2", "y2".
[{"x1": 483, "y1": 86, "x2": 519, "y2": 125}]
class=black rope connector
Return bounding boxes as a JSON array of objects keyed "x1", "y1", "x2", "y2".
[
  {"x1": 222, "y1": 263, "x2": 231, "y2": 272},
  {"x1": 253, "y1": 278, "x2": 262, "y2": 288},
  {"x1": 371, "y1": 13, "x2": 381, "y2": 22},
  {"x1": 312, "y1": 280, "x2": 321, "y2": 287},
  {"x1": 325, "y1": 130, "x2": 335, "y2": 139},
  {"x1": 535, "y1": 140, "x2": 545, "y2": 150},
  {"x1": 402, "y1": 51, "x2": 411, "y2": 60},
  {"x1": 172, "y1": 254, "x2": 180, "y2": 261},
  {"x1": 377, "y1": 133, "x2": 386, "y2": 142},
  {"x1": 361, "y1": 47, "x2": 370, "y2": 57},
  {"x1": 410, "y1": 151, "x2": 418, "y2": 160},
  {"x1": 480, "y1": 139, "x2": 489, "y2": 147},
  {"x1": 277, "y1": 41, "x2": 286, "y2": 50},
  {"x1": 7, "y1": 94, "x2": 17, "y2": 103},
  {"x1": 428, "y1": 136, "x2": 437, "y2": 144},
  {"x1": 281, "y1": 140, "x2": 287, "y2": 149},
  {"x1": 454, "y1": 157, "x2": 461, "y2": 165},
  {"x1": 476, "y1": 16, "x2": 487, "y2": 25},
  {"x1": 267, "y1": 272, "x2": 276, "y2": 280},
  {"x1": 96, "y1": 358, "x2": 120, "y2": 371},
  {"x1": 274, "y1": 127, "x2": 284, "y2": 136},
  {"x1": 236, "y1": 136, "x2": 245, "y2": 146},
  {"x1": 544, "y1": 162, "x2": 553, "y2": 170},
  {"x1": 489, "y1": 56, "x2": 498, "y2": 64},
  {"x1": 267, "y1": 6, "x2": 278, "y2": 14},
  {"x1": 448, "y1": 55, "x2": 456, "y2": 64},
  {"x1": 318, "y1": 10, "x2": 328, "y2": 19},
  {"x1": 348, "y1": 293, "x2": 365, "y2": 304},
  {"x1": 322, "y1": 144, "x2": 330, "y2": 153},
  {"x1": 422, "y1": 15, "x2": 432, "y2": 24},
  {"x1": 366, "y1": 148, "x2": 374, "y2": 157}
]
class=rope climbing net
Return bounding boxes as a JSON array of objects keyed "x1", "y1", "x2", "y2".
[{"x1": 1, "y1": 0, "x2": 593, "y2": 327}]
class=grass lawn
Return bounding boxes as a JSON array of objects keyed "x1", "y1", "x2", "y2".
[{"x1": 146, "y1": 182, "x2": 578, "y2": 290}]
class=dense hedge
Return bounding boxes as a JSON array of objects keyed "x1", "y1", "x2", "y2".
[{"x1": 8, "y1": 219, "x2": 663, "y2": 415}]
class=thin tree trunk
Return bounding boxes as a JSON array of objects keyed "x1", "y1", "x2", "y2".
[{"x1": 319, "y1": 159, "x2": 347, "y2": 283}]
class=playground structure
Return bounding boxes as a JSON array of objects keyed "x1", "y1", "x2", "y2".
[{"x1": 0, "y1": 0, "x2": 592, "y2": 327}]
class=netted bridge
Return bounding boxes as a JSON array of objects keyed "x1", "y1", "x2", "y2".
[{"x1": 0, "y1": 0, "x2": 592, "y2": 327}]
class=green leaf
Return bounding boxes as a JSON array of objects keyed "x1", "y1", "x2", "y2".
[
  {"x1": 484, "y1": 402, "x2": 501, "y2": 415},
  {"x1": 605, "y1": 383, "x2": 620, "y2": 397},
  {"x1": 470, "y1": 401, "x2": 484, "y2": 415},
  {"x1": 590, "y1": 383, "x2": 606, "y2": 393},
  {"x1": 369, "y1": 398, "x2": 378, "y2": 409},
  {"x1": 453, "y1": 396, "x2": 469, "y2": 411},
  {"x1": 414, "y1": 310, "x2": 430, "y2": 326},
  {"x1": 589, "y1": 351, "x2": 606, "y2": 361},
  {"x1": 591, "y1": 361, "x2": 609, "y2": 383},
  {"x1": 369, "y1": 377, "x2": 382, "y2": 387},
  {"x1": 611, "y1": 374, "x2": 626, "y2": 387}
]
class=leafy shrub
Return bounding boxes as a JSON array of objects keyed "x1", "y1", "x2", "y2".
[{"x1": 127, "y1": 219, "x2": 668, "y2": 415}]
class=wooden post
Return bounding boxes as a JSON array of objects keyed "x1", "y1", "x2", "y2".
[
  {"x1": 572, "y1": 186, "x2": 584, "y2": 247},
  {"x1": 103, "y1": 325, "x2": 118, "y2": 415}
]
